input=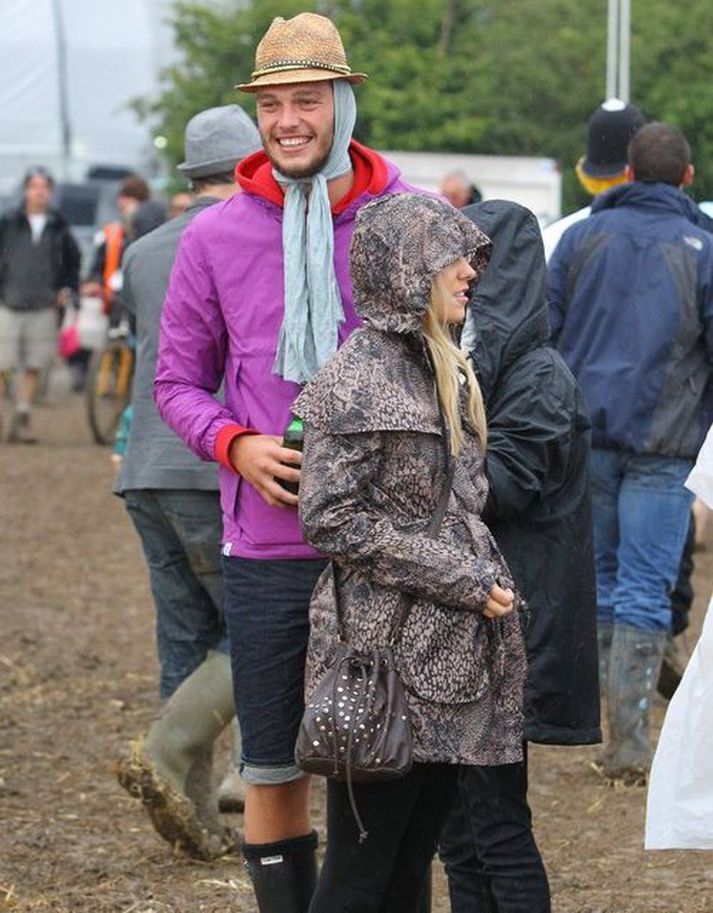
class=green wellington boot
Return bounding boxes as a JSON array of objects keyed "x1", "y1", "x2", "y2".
[
  {"x1": 603, "y1": 624, "x2": 667, "y2": 785},
  {"x1": 591, "y1": 622, "x2": 615, "y2": 777},
  {"x1": 117, "y1": 651, "x2": 237, "y2": 859},
  {"x1": 217, "y1": 721, "x2": 246, "y2": 813},
  {"x1": 597, "y1": 622, "x2": 613, "y2": 700}
]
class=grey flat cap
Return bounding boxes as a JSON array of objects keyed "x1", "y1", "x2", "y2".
[{"x1": 177, "y1": 105, "x2": 261, "y2": 179}]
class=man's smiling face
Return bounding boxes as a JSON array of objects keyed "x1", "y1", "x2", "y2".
[{"x1": 256, "y1": 81, "x2": 335, "y2": 179}]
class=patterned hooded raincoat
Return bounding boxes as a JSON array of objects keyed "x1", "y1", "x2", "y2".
[{"x1": 294, "y1": 194, "x2": 527, "y2": 767}]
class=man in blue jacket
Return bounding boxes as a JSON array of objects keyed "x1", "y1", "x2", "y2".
[{"x1": 548, "y1": 122, "x2": 713, "y2": 783}]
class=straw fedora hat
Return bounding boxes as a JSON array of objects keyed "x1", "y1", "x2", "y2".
[{"x1": 236, "y1": 12, "x2": 368, "y2": 93}]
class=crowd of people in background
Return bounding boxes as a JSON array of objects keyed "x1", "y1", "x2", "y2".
[
  {"x1": 3, "y1": 9, "x2": 713, "y2": 912},
  {"x1": 0, "y1": 165, "x2": 208, "y2": 430}
]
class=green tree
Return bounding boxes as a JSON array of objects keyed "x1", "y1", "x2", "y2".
[{"x1": 139, "y1": 0, "x2": 713, "y2": 211}]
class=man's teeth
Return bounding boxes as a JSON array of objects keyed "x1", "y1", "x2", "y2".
[{"x1": 279, "y1": 137, "x2": 310, "y2": 147}]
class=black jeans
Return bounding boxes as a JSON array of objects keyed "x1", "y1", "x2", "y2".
[
  {"x1": 438, "y1": 748, "x2": 551, "y2": 913},
  {"x1": 309, "y1": 763, "x2": 457, "y2": 913}
]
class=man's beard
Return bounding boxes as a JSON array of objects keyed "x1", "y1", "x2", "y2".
[{"x1": 265, "y1": 144, "x2": 332, "y2": 180}]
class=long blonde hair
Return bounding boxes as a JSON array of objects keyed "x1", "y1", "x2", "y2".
[{"x1": 422, "y1": 283, "x2": 487, "y2": 455}]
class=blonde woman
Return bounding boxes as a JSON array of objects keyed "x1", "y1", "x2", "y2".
[{"x1": 294, "y1": 193, "x2": 527, "y2": 912}]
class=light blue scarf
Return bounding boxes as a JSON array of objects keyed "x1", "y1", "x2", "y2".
[{"x1": 272, "y1": 81, "x2": 356, "y2": 384}]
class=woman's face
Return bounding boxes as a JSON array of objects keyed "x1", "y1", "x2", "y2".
[{"x1": 431, "y1": 257, "x2": 477, "y2": 324}]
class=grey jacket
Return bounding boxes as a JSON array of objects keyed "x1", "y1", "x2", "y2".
[{"x1": 116, "y1": 197, "x2": 221, "y2": 494}]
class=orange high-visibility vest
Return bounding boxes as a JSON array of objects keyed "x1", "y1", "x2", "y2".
[{"x1": 102, "y1": 221, "x2": 124, "y2": 314}]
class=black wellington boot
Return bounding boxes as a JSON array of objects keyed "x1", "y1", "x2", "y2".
[{"x1": 243, "y1": 830, "x2": 318, "y2": 913}]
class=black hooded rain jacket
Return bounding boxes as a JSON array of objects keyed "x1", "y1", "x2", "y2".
[{"x1": 462, "y1": 199, "x2": 601, "y2": 745}]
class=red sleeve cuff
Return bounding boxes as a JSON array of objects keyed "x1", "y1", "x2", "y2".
[{"x1": 215, "y1": 423, "x2": 258, "y2": 471}]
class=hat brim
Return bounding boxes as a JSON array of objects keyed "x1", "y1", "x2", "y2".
[
  {"x1": 581, "y1": 156, "x2": 628, "y2": 178},
  {"x1": 236, "y1": 69, "x2": 367, "y2": 93},
  {"x1": 177, "y1": 156, "x2": 241, "y2": 179}
]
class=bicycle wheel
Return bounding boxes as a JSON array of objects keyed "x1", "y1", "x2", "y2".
[{"x1": 85, "y1": 343, "x2": 133, "y2": 445}]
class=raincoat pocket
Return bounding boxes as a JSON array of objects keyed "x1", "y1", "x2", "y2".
[{"x1": 397, "y1": 603, "x2": 488, "y2": 704}]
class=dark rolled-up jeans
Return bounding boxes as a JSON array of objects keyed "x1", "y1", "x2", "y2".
[{"x1": 221, "y1": 556, "x2": 327, "y2": 785}]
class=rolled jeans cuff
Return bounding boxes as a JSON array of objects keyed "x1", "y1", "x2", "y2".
[{"x1": 239, "y1": 760, "x2": 308, "y2": 786}]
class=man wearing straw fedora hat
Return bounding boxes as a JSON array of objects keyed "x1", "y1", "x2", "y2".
[{"x1": 155, "y1": 12, "x2": 420, "y2": 911}]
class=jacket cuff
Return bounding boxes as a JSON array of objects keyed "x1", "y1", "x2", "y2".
[{"x1": 215, "y1": 423, "x2": 258, "y2": 471}]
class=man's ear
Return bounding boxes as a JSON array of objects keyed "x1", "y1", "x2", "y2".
[
  {"x1": 681, "y1": 163, "x2": 695, "y2": 188},
  {"x1": 625, "y1": 164, "x2": 636, "y2": 182}
]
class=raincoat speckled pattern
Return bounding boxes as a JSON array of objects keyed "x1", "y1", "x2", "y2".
[{"x1": 295, "y1": 195, "x2": 527, "y2": 766}]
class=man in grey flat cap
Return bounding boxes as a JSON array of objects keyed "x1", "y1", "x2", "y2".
[{"x1": 116, "y1": 105, "x2": 261, "y2": 860}]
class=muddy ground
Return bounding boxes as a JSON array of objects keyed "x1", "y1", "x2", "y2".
[{"x1": 1, "y1": 391, "x2": 712, "y2": 913}]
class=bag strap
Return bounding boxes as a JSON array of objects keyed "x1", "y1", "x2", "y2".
[{"x1": 333, "y1": 390, "x2": 455, "y2": 644}]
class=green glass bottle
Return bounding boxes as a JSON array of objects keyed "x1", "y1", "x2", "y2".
[{"x1": 278, "y1": 416, "x2": 304, "y2": 495}]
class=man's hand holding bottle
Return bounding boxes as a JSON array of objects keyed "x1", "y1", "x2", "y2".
[{"x1": 228, "y1": 434, "x2": 302, "y2": 508}]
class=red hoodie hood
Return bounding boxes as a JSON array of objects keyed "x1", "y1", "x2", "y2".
[{"x1": 235, "y1": 140, "x2": 390, "y2": 215}]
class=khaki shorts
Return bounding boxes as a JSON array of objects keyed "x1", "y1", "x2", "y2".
[{"x1": 0, "y1": 306, "x2": 57, "y2": 372}]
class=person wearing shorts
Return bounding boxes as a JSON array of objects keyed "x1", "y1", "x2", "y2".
[
  {"x1": 0, "y1": 166, "x2": 80, "y2": 443},
  {"x1": 155, "y1": 13, "x2": 419, "y2": 912}
]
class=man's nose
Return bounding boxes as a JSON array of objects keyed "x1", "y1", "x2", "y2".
[{"x1": 277, "y1": 104, "x2": 300, "y2": 130}]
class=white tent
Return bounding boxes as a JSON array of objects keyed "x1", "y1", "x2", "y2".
[{"x1": 0, "y1": 0, "x2": 175, "y2": 192}]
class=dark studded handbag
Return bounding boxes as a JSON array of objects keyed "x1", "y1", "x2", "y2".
[
  {"x1": 295, "y1": 403, "x2": 454, "y2": 841},
  {"x1": 294, "y1": 587, "x2": 414, "y2": 784}
]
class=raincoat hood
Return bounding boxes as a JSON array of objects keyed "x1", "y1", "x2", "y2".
[
  {"x1": 295, "y1": 195, "x2": 490, "y2": 438},
  {"x1": 462, "y1": 200, "x2": 550, "y2": 401},
  {"x1": 350, "y1": 193, "x2": 492, "y2": 334}
]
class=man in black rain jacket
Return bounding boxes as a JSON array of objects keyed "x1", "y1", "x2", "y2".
[
  {"x1": 0, "y1": 167, "x2": 80, "y2": 442},
  {"x1": 438, "y1": 200, "x2": 600, "y2": 913}
]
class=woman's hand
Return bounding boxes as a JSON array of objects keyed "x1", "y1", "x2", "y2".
[{"x1": 484, "y1": 584, "x2": 515, "y2": 619}]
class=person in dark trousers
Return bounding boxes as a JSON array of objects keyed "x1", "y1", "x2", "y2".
[
  {"x1": 115, "y1": 105, "x2": 261, "y2": 859},
  {"x1": 297, "y1": 192, "x2": 526, "y2": 913},
  {"x1": 438, "y1": 200, "x2": 600, "y2": 913},
  {"x1": 0, "y1": 166, "x2": 80, "y2": 442},
  {"x1": 548, "y1": 123, "x2": 713, "y2": 783}
]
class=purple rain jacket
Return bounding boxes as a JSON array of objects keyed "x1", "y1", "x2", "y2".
[{"x1": 155, "y1": 142, "x2": 416, "y2": 559}]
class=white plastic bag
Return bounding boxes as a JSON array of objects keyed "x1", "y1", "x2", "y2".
[
  {"x1": 76, "y1": 296, "x2": 108, "y2": 351},
  {"x1": 645, "y1": 423, "x2": 713, "y2": 849},
  {"x1": 645, "y1": 603, "x2": 713, "y2": 848}
]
